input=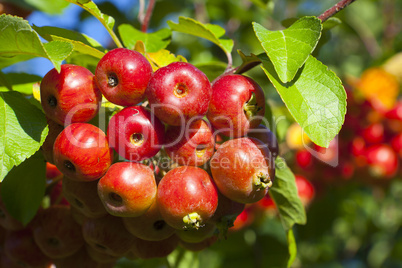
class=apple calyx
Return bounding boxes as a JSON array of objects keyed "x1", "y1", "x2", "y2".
[
  {"x1": 252, "y1": 171, "x2": 272, "y2": 190},
  {"x1": 108, "y1": 73, "x2": 118, "y2": 87},
  {"x1": 173, "y1": 83, "x2": 189, "y2": 98},
  {"x1": 183, "y1": 212, "x2": 203, "y2": 230},
  {"x1": 243, "y1": 93, "x2": 262, "y2": 120}
]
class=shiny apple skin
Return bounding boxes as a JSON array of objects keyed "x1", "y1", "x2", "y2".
[
  {"x1": 62, "y1": 177, "x2": 108, "y2": 219},
  {"x1": 107, "y1": 106, "x2": 164, "y2": 162},
  {"x1": 207, "y1": 74, "x2": 265, "y2": 138},
  {"x1": 146, "y1": 62, "x2": 212, "y2": 126},
  {"x1": 164, "y1": 119, "x2": 215, "y2": 166},
  {"x1": 53, "y1": 123, "x2": 113, "y2": 182},
  {"x1": 32, "y1": 205, "x2": 85, "y2": 259},
  {"x1": 40, "y1": 64, "x2": 102, "y2": 126},
  {"x1": 156, "y1": 166, "x2": 218, "y2": 230},
  {"x1": 95, "y1": 48, "x2": 153, "y2": 106},
  {"x1": 210, "y1": 137, "x2": 274, "y2": 204},
  {"x1": 97, "y1": 162, "x2": 157, "y2": 217}
]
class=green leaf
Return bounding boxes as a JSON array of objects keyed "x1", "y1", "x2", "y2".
[
  {"x1": 261, "y1": 56, "x2": 346, "y2": 147},
  {"x1": 118, "y1": 24, "x2": 171, "y2": 52},
  {"x1": 287, "y1": 229, "x2": 297, "y2": 268},
  {"x1": 0, "y1": 73, "x2": 42, "y2": 94},
  {"x1": 269, "y1": 157, "x2": 306, "y2": 230},
  {"x1": 0, "y1": 91, "x2": 48, "y2": 181},
  {"x1": 253, "y1": 16, "x2": 322, "y2": 83},
  {"x1": 195, "y1": 61, "x2": 227, "y2": 81},
  {"x1": 23, "y1": 0, "x2": 70, "y2": 14},
  {"x1": 167, "y1": 16, "x2": 234, "y2": 55},
  {"x1": 33, "y1": 25, "x2": 106, "y2": 59},
  {"x1": 0, "y1": 14, "x2": 73, "y2": 71},
  {"x1": 1, "y1": 152, "x2": 46, "y2": 225},
  {"x1": 66, "y1": 0, "x2": 115, "y2": 30}
]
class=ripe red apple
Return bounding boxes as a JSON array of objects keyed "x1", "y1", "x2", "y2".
[
  {"x1": 164, "y1": 119, "x2": 215, "y2": 166},
  {"x1": 85, "y1": 244, "x2": 119, "y2": 264},
  {"x1": 146, "y1": 61, "x2": 212, "y2": 126},
  {"x1": 207, "y1": 74, "x2": 265, "y2": 138},
  {"x1": 95, "y1": 48, "x2": 153, "y2": 106},
  {"x1": 230, "y1": 207, "x2": 253, "y2": 232},
  {"x1": 40, "y1": 64, "x2": 102, "y2": 126},
  {"x1": 361, "y1": 122, "x2": 384, "y2": 144},
  {"x1": 122, "y1": 199, "x2": 176, "y2": 241},
  {"x1": 295, "y1": 149, "x2": 313, "y2": 169},
  {"x1": 97, "y1": 162, "x2": 157, "y2": 217},
  {"x1": 107, "y1": 106, "x2": 164, "y2": 161},
  {"x1": 247, "y1": 124, "x2": 279, "y2": 158},
  {"x1": 53, "y1": 123, "x2": 113, "y2": 181},
  {"x1": 157, "y1": 166, "x2": 219, "y2": 230},
  {"x1": 4, "y1": 228, "x2": 52, "y2": 268},
  {"x1": 32, "y1": 205, "x2": 85, "y2": 259},
  {"x1": 62, "y1": 177, "x2": 108, "y2": 218},
  {"x1": 366, "y1": 144, "x2": 399, "y2": 178},
  {"x1": 210, "y1": 137, "x2": 274, "y2": 204},
  {"x1": 82, "y1": 214, "x2": 137, "y2": 257},
  {"x1": 295, "y1": 175, "x2": 315, "y2": 207}
]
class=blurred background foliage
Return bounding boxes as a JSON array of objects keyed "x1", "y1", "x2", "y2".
[{"x1": 1, "y1": 0, "x2": 401, "y2": 267}]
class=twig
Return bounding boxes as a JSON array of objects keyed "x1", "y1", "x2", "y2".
[
  {"x1": 318, "y1": 0, "x2": 357, "y2": 22},
  {"x1": 141, "y1": 0, "x2": 156, "y2": 33}
]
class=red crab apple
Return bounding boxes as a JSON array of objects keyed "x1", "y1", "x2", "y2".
[
  {"x1": 176, "y1": 222, "x2": 216, "y2": 243},
  {"x1": 33, "y1": 205, "x2": 85, "y2": 259},
  {"x1": 53, "y1": 123, "x2": 113, "y2": 182},
  {"x1": 62, "y1": 177, "x2": 108, "y2": 218},
  {"x1": 157, "y1": 166, "x2": 218, "y2": 230},
  {"x1": 97, "y1": 162, "x2": 157, "y2": 217},
  {"x1": 361, "y1": 122, "x2": 384, "y2": 144},
  {"x1": 179, "y1": 235, "x2": 218, "y2": 252},
  {"x1": 146, "y1": 61, "x2": 212, "y2": 126},
  {"x1": 295, "y1": 175, "x2": 315, "y2": 207},
  {"x1": 4, "y1": 228, "x2": 52, "y2": 268},
  {"x1": 207, "y1": 74, "x2": 265, "y2": 138},
  {"x1": 366, "y1": 144, "x2": 399, "y2": 178},
  {"x1": 82, "y1": 214, "x2": 137, "y2": 257},
  {"x1": 122, "y1": 199, "x2": 176, "y2": 241},
  {"x1": 53, "y1": 247, "x2": 116, "y2": 268},
  {"x1": 164, "y1": 119, "x2": 215, "y2": 166},
  {"x1": 40, "y1": 64, "x2": 102, "y2": 126},
  {"x1": 95, "y1": 48, "x2": 153, "y2": 106},
  {"x1": 210, "y1": 137, "x2": 274, "y2": 204},
  {"x1": 107, "y1": 106, "x2": 164, "y2": 161},
  {"x1": 85, "y1": 244, "x2": 119, "y2": 264},
  {"x1": 391, "y1": 133, "x2": 402, "y2": 157}
]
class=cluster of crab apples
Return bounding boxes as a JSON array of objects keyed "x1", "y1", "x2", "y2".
[{"x1": 0, "y1": 48, "x2": 279, "y2": 267}]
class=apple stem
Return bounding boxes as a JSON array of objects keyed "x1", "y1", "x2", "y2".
[
  {"x1": 244, "y1": 93, "x2": 262, "y2": 120},
  {"x1": 253, "y1": 171, "x2": 272, "y2": 190},
  {"x1": 183, "y1": 212, "x2": 203, "y2": 230},
  {"x1": 216, "y1": 214, "x2": 237, "y2": 240}
]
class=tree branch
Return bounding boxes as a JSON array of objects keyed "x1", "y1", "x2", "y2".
[
  {"x1": 318, "y1": 0, "x2": 357, "y2": 22},
  {"x1": 141, "y1": 0, "x2": 156, "y2": 33}
]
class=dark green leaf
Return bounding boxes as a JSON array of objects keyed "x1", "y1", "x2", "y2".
[
  {"x1": 0, "y1": 73, "x2": 42, "y2": 94},
  {"x1": 261, "y1": 56, "x2": 346, "y2": 147},
  {"x1": 0, "y1": 14, "x2": 73, "y2": 71},
  {"x1": 253, "y1": 16, "x2": 322, "y2": 83},
  {"x1": 33, "y1": 25, "x2": 105, "y2": 59},
  {"x1": 118, "y1": 24, "x2": 171, "y2": 52},
  {"x1": 1, "y1": 152, "x2": 46, "y2": 225},
  {"x1": 168, "y1": 16, "x2": 234, "y2": 55},
  {"x1": 269, "y1": 157, "x2": 306, "y2": 230},
  {"x1": 0, "y1": 91, "x2": 48, "y2": 181}
]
